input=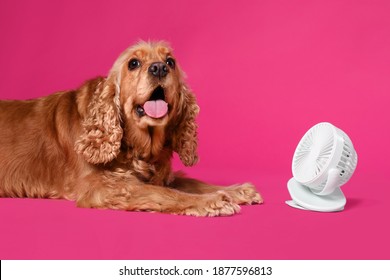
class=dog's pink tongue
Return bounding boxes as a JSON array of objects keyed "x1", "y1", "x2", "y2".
[{"x1": 143, "y1": 100, "x2": 168, "y2": 118}]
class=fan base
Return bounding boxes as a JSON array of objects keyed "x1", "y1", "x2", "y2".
[{"x1": 287, "y1": 178, "x2": 346, "y2": 212}]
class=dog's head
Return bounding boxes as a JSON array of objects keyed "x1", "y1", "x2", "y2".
[
  {"x1": 75, "y1": 41, "x2": 199, "y2": 166},
  {"x1": 114, "y1": 41, "x2": 183, "y2": 128}
]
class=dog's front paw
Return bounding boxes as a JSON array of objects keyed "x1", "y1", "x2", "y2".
[
  {"x1": 225, "y1": 183, "x2": 263, "y2": 205},
  {"x1": 183, "y1": 191, "x2": 240, "y2": 217}
]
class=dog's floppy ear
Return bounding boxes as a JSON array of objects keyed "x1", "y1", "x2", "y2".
[
  {"x1": 172, "y1": 84, "x2": 200, "y2": 166},
  {"x1": 75, "y1": 77, "x2": 123, "y2": 164}
]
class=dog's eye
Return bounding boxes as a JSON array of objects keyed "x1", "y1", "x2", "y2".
[
  {"x1": 128, "y1": 59, "x2": 141, "y2": 70},
  {"x1": 166, "y1": 57, "x2": 175, "y2": 69}
]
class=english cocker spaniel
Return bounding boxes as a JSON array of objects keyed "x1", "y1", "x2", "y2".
[{"x1": 0, "y1": 41, "x2": 262, "y2": 216}]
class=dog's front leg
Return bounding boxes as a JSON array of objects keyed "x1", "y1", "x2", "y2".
[
  {"x1": 170, "y1": 176, "x2": 263, "y2": 205},
  {"x1": 74, "y1": 173, "x2": 240, "y2": 217}
]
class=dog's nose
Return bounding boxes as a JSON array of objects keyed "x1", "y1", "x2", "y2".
[{"x1": 148, "y1": 62, "x2": 168, "y2": 78}]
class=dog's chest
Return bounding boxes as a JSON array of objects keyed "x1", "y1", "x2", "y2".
[{"x1": 131, "y1": 157, "x2": 173, "y2": 186}]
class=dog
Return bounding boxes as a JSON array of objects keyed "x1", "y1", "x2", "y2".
[{"x1": 0, "y1": 41, "x2": 262, "y2": 216}]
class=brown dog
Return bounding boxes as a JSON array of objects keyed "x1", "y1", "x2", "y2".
[{"x1": 0, "y1": 41, "x2": 262, "y2": 216}]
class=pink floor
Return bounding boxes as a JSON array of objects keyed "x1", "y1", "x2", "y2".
[
  {"x1": 0, "y1": 167, "x2": 388, "y2": 259},
  {"x1": 1, "y1": 0, "x2": 389, "y2": 259}
]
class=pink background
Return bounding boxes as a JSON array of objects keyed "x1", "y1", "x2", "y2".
[{"x1": 1, "y1": 0, "x2": 389, "y2": 259}]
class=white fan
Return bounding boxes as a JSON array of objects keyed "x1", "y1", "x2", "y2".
[{"x1": 286, "y1": 122, "x2": 358, "y2": 212}]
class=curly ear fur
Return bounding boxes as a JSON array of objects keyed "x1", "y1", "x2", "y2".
[
  {"x1": 75, "y1": 78, "x2": 123, "y2": 164},
  {"x1": 172, "y1": 84, "x2": 200, "y2": 166}
]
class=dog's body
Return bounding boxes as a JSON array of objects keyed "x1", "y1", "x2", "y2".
[{"x1": 0, "y1": 42, "x2": 262, "y2": 216}]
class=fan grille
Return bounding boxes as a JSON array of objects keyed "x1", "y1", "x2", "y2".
[
  {"x1": 336, "y1": 135, "x2": 358, "y2": 185},
  {"x1": 292, "y1": 123, "x2": 335, "y2": 183}
]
